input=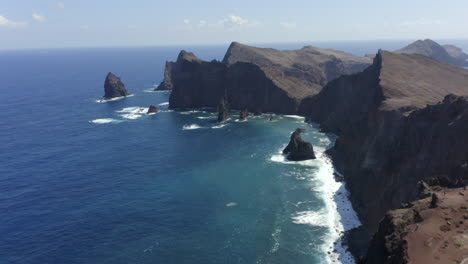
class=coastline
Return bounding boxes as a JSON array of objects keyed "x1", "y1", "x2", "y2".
[{"x1": 270, "y1": 120, "x2": 361, "y2": 264}]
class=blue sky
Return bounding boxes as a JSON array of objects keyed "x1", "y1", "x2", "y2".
[{"x1": 1, "y1": 0, "x2": 467, "y2": 49}]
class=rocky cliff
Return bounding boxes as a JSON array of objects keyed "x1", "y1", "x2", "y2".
[
  {"x1": 395, "y1": 39, "x2": 468, "y2": 67},
  {"x1": 163, "y1": 42, "x2": 371, "y2": 113},
  {"x1": 364, "y1": 185, "x2": 468, "y2": 264},
  {"x1": 104, "y1": 72, "x2": 129, "y2": 99},
  {"x1": 300, "y1": 50, "x2": 468, "y2": 255}
]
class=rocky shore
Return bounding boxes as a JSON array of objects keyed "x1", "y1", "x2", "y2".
[{"x1": 156, "y1": 41, "x2": 468, "y2": 263}]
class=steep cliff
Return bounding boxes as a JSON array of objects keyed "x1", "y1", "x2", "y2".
[
  {"x1": 365, "y1": 186, "x2": 468, "y2": 264},
  {"x1": 301, "y1": 50, "x2": 468, "y2": 239},
  {"x1": 103, "y1": 72, "x2": 129, "y2": 99},
  {"x1": 164, "y1": 42, "x2": 371, "y2": 113},
  {"x1": 395, "y1": 39, "x2": 468, "y2": 67}
]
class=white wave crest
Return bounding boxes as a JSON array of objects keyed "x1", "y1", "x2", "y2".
[
  {"x1": 158, "y1": 102, "x2": 169, "y2": 106},
  {"x1": 212, "y1": 123, "x2": 228, "y2": 129},
  {"x1": 89, "y1": 118, "x2": 119, "y2": 124},
  {"x1": 291, "y1": 210, "x2": 328, "y2": 227},
  {"x1": 283, "y1": 115, "x2": 305, "y2": 120},
  {"x1": 95, "y1": 94, "x2": 134, "y2": 103},
  {"x1": 183, "y1": 124, "x2": 203, "y2": 130}
]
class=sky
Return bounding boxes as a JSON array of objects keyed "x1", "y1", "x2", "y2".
[{"x1": 1, "y1": 0, "x2": 468, "y2": 49}]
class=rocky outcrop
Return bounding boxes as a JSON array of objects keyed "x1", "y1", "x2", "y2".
[
  {"x1": 395, "y1": 39, "x2": 468, "y2": 67},
  {"x1": 282, "y1": 128, "x2": 316, "y2": 161},
  {"x1": 164, "y1": 42, "x2": 371, "y2": 113},
  {"x1": 217, "y1": 98, "x2": 229, "y2": 122},
  {"x1": 147, "y1": 105, "x2": 159, "y2": 114},
  {"x1": 104, "y1": 72, "x2": 129, "y2": 99},
  {"x1": 239, "y1": 110, "x2": 249, "y2": 121},
  {"x1": 155, "y1": 62, "x2": 174, "y2": 90},
  {"x1": 300, "y1": 50, "x2": 468, "y2": 255},
  {"x1": 364, "y1": 186, "x2": 468, "y2": 264}
]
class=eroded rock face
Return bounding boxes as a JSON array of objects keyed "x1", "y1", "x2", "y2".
[
  {"x1": 147, "y1": 105, "x2": 159, "y2": 114},
  {"x1": 164, "y1": 42, "x2": 371, "y2": 114},
  {"x1": 300, "y1": 50, "x2": 468, "y2": 256},
  {"x1": 283, "y1": 128, "x2": 316, "y2": 161},
  {"x1": 104, "y1": 72, "x2": 129, "y2": 99}
]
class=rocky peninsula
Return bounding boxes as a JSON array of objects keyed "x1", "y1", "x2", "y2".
[{"x1": 160, "y1": 42, "x2": 371, "y2": 113}]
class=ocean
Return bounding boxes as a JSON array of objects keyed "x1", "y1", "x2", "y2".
[{"x1": 1, "y1": 40, "x2": 466, "y2": 264}]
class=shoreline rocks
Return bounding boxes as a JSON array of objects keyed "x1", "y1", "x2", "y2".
[
  {"x1": 239, "y1": 110, "x2": 249, "y2": 121},
  {"x1": 104, "y1": 72, "x2": 129, "y2": 99},
  {"x1": 283, "y1": 128, "x2": 316, "y2": 161}
]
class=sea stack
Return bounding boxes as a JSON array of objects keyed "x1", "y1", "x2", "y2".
[
  {"x1": 147, "y1": 105, "x2": 159, "y2": 114},
  {"x1": 104, "y1": 72, "x2": 129, "y2": 99},
  {"x1": 217, "y1": 98, "x2": 229, "y2": 122},
  {"x1": 239, "y1": 110, "x2": 249, "y2": 121},
  {"x1": 283, "y1": 128, "x2": 316, "y2": 161}
]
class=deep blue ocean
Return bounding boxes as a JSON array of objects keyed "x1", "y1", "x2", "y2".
[{"x1": 1, "y1": 40, "x2": 467, "y2": 264}]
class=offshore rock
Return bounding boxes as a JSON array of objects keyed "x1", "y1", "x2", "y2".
[
  {"x1": 217, "y1": 98, "x2": 229, "y2": 122},
  {"x1": 104, "y1": 72, "x2": 129, "y2": 99},
  {"x1": 147, "y1": 105, "x2": 159, "y2": 114},
  {"x1": 239, "y1": 110, "x2": 249, "y2": 121},
  {"x1": 283, "y1": 128, "x2": 316, "y2": 161}
]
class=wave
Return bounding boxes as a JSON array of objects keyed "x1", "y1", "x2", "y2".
[
  {"x1": 95, "y1": 94, "x2": 134, "y2": 103},
  {"x1": 225, "y1": 202, "x2": 237, "y2": 207},
  {"x1": 158, "y1": 102, "x2": 169, "y2": 106},
  {"x1": 120, "y1": 114, "x2": 142, "y2": 120},
  {"x1": 212, "y1": 123, "x2": 228, "y2": 129},
  {"x1": 283, "y1": 115, "x2": 305, "y2": 120},
  {"x1": 291, "y1": 209, "x2": 328, "y2": 227},
  {"x1": 143, "y1": 88, "x2": 169, "y2": 93},
  {"x1": 197, "y1": 116, "x2": 215, "y2": 119},
  {"x1": 116, "y1": 106, "x2": 149, "y2": 120},
  {"x1": 182, "y1": 124, "x2": 203, "y2": 130},
  {"x1": 89, "y1": 118, "x2": 119, "y2": 124},
  {"x1": 271, "y1": 137, "x2": 361, "y2": 264}
]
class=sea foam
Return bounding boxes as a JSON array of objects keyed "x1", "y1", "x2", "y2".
[
  {"x1": 95, "y1": 94, "x2": 134, "y2": 103},
  {"x1": 270, "y1": 136, "x2": 361, "y2": 264},
  {"x1": 182, "y1": 124, "x2": 203, "y2": 130},
  {"x1": 89, "y1": 118, "x2": 119, "y2": 124}
]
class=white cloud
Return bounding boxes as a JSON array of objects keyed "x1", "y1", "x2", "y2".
[
  {"x1": 0, "y1": 15, "x2": 27, "y2": 28},
  {"x1": 219, "y1": 15, "x2": 249, "y2": 28},
  {"x1": 32, "y1": 13, "x2": 46, "y2": 22},
  {"x1": 183, "y1": 19, "x2": 190, "y2": 25},
  {"x1": 400, "y1": 18, "x2": 448, "y2": 27},
  {"x1": 198, "y1": 20, "x2": 207, "y2": 27},
  {"x1": 57, "y1": 2, "x2": 65, "y2": 9},
  {"x1": 280, "y1": 21, "x2": 297, "y2": 30}
]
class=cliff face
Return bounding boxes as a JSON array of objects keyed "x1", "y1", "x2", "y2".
[
  {"x1": 301, "y1": 51, "x2": 468, "y2": 234},
  {"x1": 365, "y1": 186, "x2": 468, "y2": 264},
  {"x1": 395, "y1": 39, "x2": 468, "y2": 67},
  {"x1": 165, "y1": 42, "x2": 371, "y2": 113},
  {"x1": 104, "y1": 72, "x2": 129, "y2": 99}
]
